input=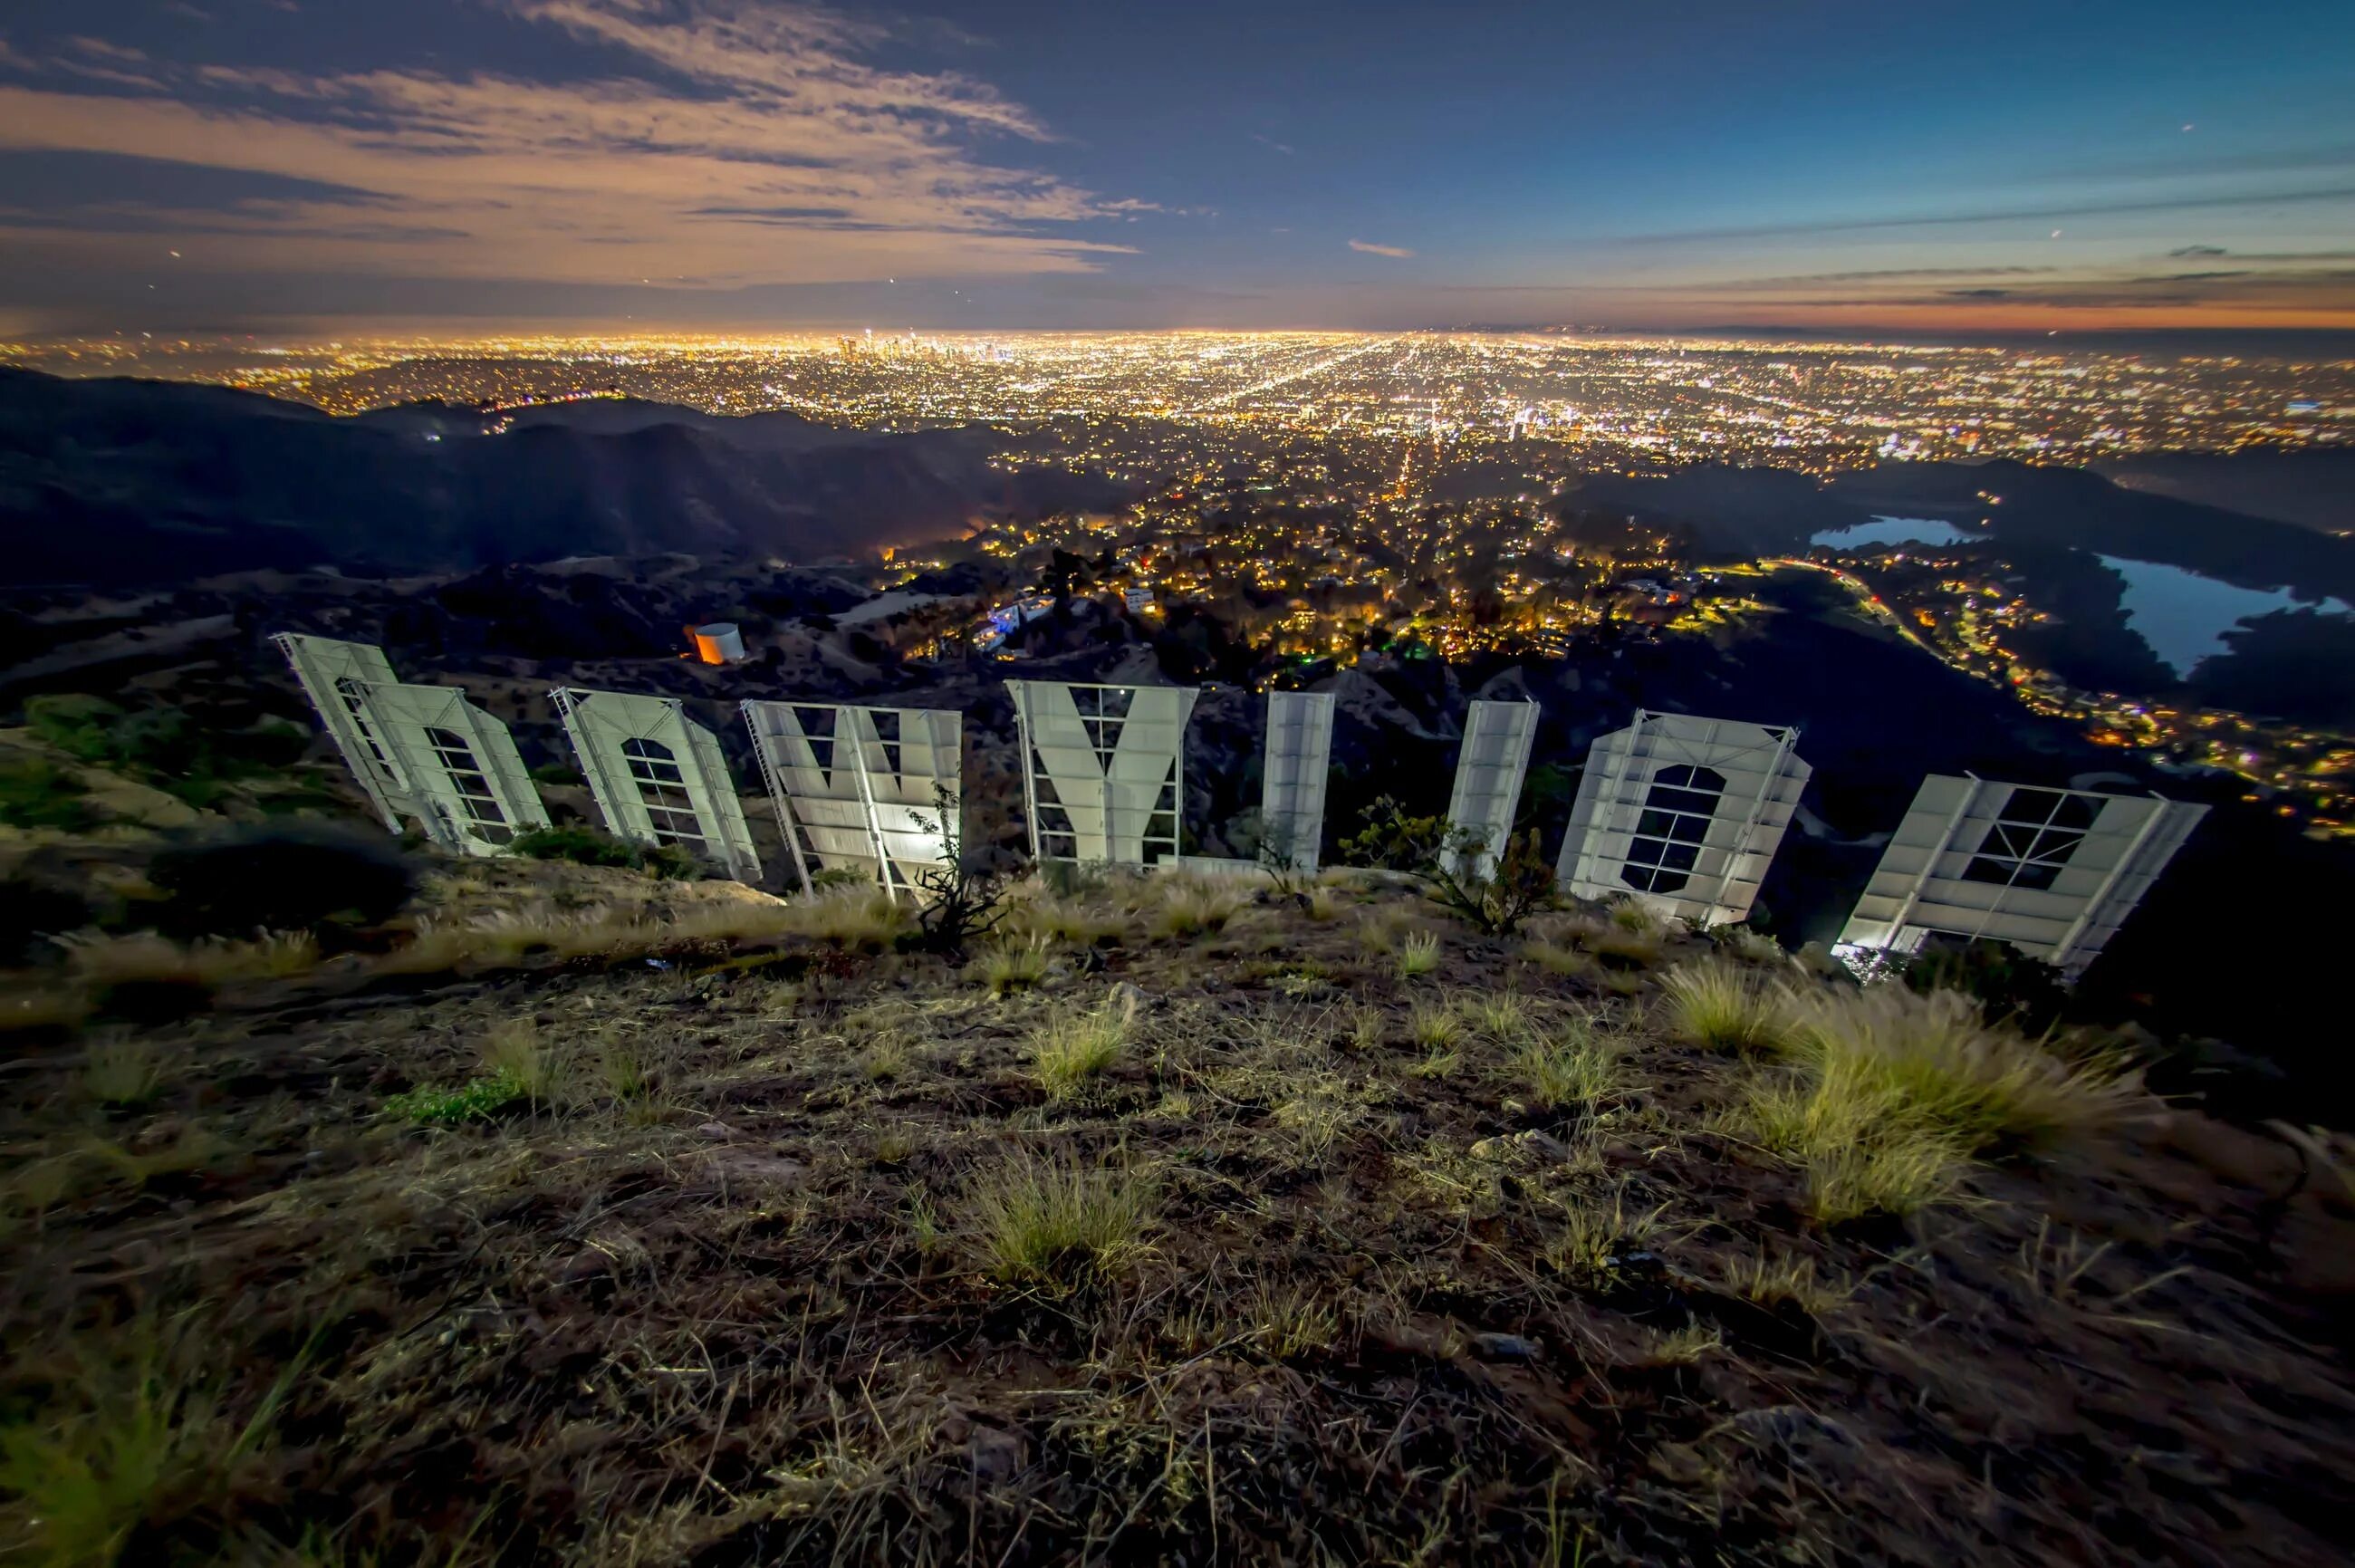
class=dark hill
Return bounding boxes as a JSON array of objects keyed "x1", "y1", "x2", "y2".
[
  {"x1": 0, "y1": 370, "x2": 1132, "y2": 588},
  {"x1": 1574, "y1": 457, "x2": 2355, "y2": 601}
]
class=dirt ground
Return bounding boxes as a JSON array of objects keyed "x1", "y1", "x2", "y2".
[{"x1": 4, "y1": 871, "x2": 2352, "y2": 1566}]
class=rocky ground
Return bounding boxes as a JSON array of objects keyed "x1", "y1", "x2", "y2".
[{"x1": 3, "y1": 851, "x2": 2352, "y2": 1566}]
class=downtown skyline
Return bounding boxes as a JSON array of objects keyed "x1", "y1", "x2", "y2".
[{"x1": 0, "y1": 0, "x2": 2351, "y2": 339}]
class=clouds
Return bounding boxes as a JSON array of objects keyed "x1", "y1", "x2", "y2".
[
  {"x1": 1349, "y1": 238, "x2": 1412, "y2": 257},
  {"x1": 1620, "y1": 185, "x2": 2355, "y2": 245},
  {"x1": 0, "y1": 0, "x2": 1154, "y2": 299}
]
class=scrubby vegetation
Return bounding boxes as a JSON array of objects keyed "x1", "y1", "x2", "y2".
[
  {"x1": 0, "y1": 848, "x2": 2350, "y2": 1567},
  {"x1": 508, "y1": 822, "x2": 700, "y2": 880}
]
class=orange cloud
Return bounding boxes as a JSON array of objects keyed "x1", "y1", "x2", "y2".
[{"x1": 0, "y1": 0, "x2": 1151, "y2": 287}]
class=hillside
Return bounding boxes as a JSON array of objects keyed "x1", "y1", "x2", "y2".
[
  {"x1": 3, "y1": 819, "x2": 2352, "y2": 1564},
  {"x1": 1572, "y1": 457, "x2": 2355, "y2": 601},
  {"x1": 0, "y1": 370, "x2": 1134, "y2": 588}
]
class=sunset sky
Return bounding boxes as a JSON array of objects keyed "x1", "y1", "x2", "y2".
[{"x1": 1, "y1": 0, "x2": 2350, "y2": 337}]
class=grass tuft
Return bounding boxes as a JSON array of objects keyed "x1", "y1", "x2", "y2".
[
  {"x1": 480, "y1": 1019, "x2": 559, "y2": 1104},
  {"x1": 1395, "y1": 930, "x2": 1442, "y2": 980},
  {"x1": 1031, "y1": 997, "x2": 1131, "y2": 1100},
  {"x1": 1516, "y1": 1015, "x2": 1621, "y2": 1111},
  {"x1": 1245, "y1": 1280, "x2": 1341, "y2": 1358},
  {"x1": 1407, "y1": 998, "x2": 1464, "y2": 1050},
  {"x1": 1658, "y1": 961, "x2": 1802, "y2": 1053},
  {"x1": 82, "y1": 1034, "x2": 168, "y2": 1108},
  {"x1": 977, "y1": 937, "x2": 1050, "y2": 996},
  {"x1": 1151, "y1": 880, "x2": 1245, "y2": 940},
  {"x1": 1790, "y1": 985, "x2": 2140, "y2": 1149},
  {"x1": 965, "y1": 1148, "x2": 1155, "y2": 1289}
]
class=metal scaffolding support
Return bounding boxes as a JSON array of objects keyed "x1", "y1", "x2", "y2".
[
  {"x1": 553, "y1": 688, "x2": 762, "y2": 883},
  {"x1": 1553, "y1": 709, "x2": 1811, "y2": 927},
  {"x1": 1259, "y1": 689, "x2": 1336, "y2": 873},
  {"x1": 742, "y1": 700, "x2": 962, "y2": 899},
  {"x1": 1007, "y1": 680, "x2": 1197, "y2": 867},
  {"x1": 1836, "y1": 774, "x2": 2206, "y2": 977},
  {"x1": 1444, "y1": 698, "x2": 1540, "y2": 880}
]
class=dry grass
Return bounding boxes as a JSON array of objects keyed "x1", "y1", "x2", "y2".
[
  {"x1": 1740, "y1": 1055, "x2": 1970, "y2": 1222},
  {"x1": 379, "y1": 896, "x2": 803, "y2": 975},
  {"x1": 56, "y1": 929, "x2": 320, "y2": 989},
  {"x1": 1030, "y1": 996, "x2": 1132, "y2": 1100},
  {"x1": 1245, "y1": 1279, "x2": 1341, "y2": 1358},
  {"x1": 1725, "y1": 1246, "x2": 1852, "y2": 1316},
  {"x1": 785, "y1": 888, "x2": 911, "y2": 951},
  {"x1": 480, "y1": 1019, "x2": 560, "y2": 1104},
  {"x1": 1788, "y1": 985, "x2": 2142, "y2": 1150},
  {"x1": 963, "y1": 1147, "x2": 1156, "y2": 1290},
  {"x1": 1519, "y1": 939, "x2": 1593, "y2": 978},
  {"x1": 1658, "y1": 961, "x2": 1802, "y2": 1054},
  {"x1": 82, "y1": 1034, "x2": 167, "y2": 1108},
  {"x1": 1408, "y1": 997, "x2": 1464, "y2": 1051},
  {"x1": 976, "y1": 937, "x2": 1050, "y2": 996},
  {"x1": 1580, "y1": 926, "x2": 1663, "y2": 968},
  {"x1": 1010, "y1": 893, "x2": 1124, "y2": 947},
  {"x1": 1464, "y1": 991, "x2": 1536, "y2": 1043},
  {"x1": 1150, "y1": 879, "x2": 1245, "y2": 940},
  {"x1": 1516, "y1": 1015, "x2": 1622, "y2": 1111},
  {"x1": 1395, "y1": 930, "x2": 1442, "y2": 979}
]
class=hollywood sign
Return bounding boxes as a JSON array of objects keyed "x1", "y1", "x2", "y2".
[{"x1": 276, "y1": 633, "x2": 2205, "y2": 976}]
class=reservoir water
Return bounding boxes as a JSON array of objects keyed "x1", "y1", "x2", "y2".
[
  {"x1": 2096, "y1": 556, "x2": 2354, "y2": 678},
  {"x1": 1807, "y1": 515, "x2": 2355, "y2": 678},
  {"x1": 1809, "y1": 515, "x2": 1979, "y2": 551}
]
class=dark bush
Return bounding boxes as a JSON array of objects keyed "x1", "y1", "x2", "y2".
[
  {"x1": 145, "y1": 821, "x2": 418, "y2": 940},
  {"x1": 0, "y1": 875, "x2": 94, "y2": 966},
  {"x1": 0, "y1": 758, "x2": 98, "y2": 832},
  {"x1": 509, "y1": 823, "x2": 698, "y2": 880},
  {"x1": 1897, "y1": 940, "x2": 2072, "y2": 1034}
]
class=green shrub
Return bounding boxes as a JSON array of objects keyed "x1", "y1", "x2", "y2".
[
  {"x1": 0, "y1": 758, "x2": 99, "y2": 832},
  {"x1": 0, "y1": 875, "x2": 96, "y2": 965},
  {"x1": 1893, "y1": 940, "x2": 2071, "y2": 1033},
  {"x1": 385, "y1": 1075, "x2": 526, "y2": 1124},
  {"x1": 508, "y1": 823, "x2": 697, "y2": 879}
]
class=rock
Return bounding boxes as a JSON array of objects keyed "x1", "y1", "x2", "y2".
[
  {"x1": 966, "y1": 1425, "x2": 1027, "y2": 1485},
  {"x1": 558, "y1": 1248, "x2": 614, "y2": 1283},
  {"x1": 1516, "y1": 1130, "x2": 1573, "y2": 1162},
  {"x1": 1470, "y1": 1332, "x2": 1542, "y2": 1362},
  {"x1": 716, "y1": 1151, "x2": 810, "y2": 1186},
  {"x1": 1106, "y1": 979, "x2": 1149, "y2": 1015},
  {"x1": 1722, "y1": 1404, "x2": 1856, "y2": 1448}
]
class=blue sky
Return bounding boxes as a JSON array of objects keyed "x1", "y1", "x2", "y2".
[{"x1": 0, "y1": 0, "x2": 2349, "y2": 335}]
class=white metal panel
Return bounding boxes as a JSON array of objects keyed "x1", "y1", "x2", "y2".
[
  {"x1": 743, "y1": 699, "x2": 962, "y2": 898},
  {"x1": 1836, "y1": 774, "x2": 2206, "y2": 976},
  {"x1": 1260, "y1": 689, "x2": 1336, "y2": 873},
  {"x1": 1445, "y1": 698, "x2": 1540, "y2": 880},
  {"x1": 360, "y1": 682, "x2": 551, "y2": 855},
  {"x1": 1554, "y1": 709, "x2": 1810, "y2": 926},
  {"x1": 273, "y1": 632, "x2": 411, "y2": 832},
  {"x1": 554, "y1": 688, "x2": 761, "y2": 882},
  {"x1": 1008, "y1": 680, "x2": 1198, "y2": 866}
]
